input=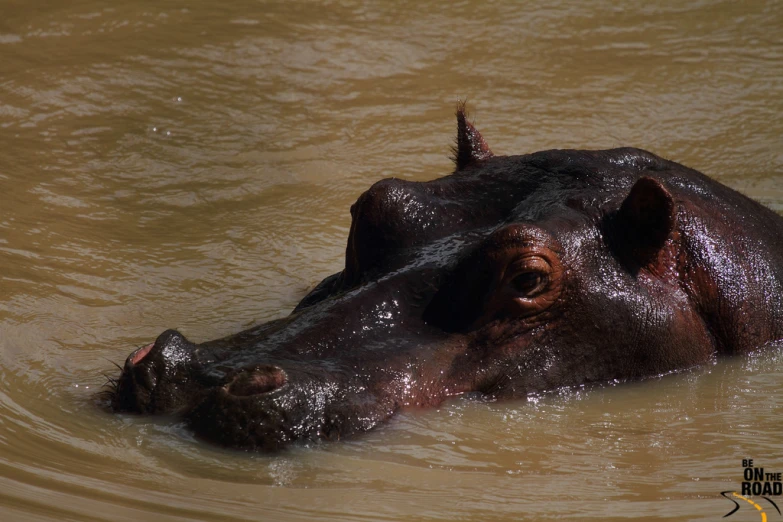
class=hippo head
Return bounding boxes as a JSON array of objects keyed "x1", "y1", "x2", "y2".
[{"x1": 109, "y1": 105, "x2": 783, "y2": 451}]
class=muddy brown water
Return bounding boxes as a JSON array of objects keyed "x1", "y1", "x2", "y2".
[{"x1": 1, "y1": 1, "x2": 782, "y2": 521}]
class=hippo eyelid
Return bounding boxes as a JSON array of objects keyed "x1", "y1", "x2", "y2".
[{"x1": 480, "y1": 223, "x2": 563, "y2": 258}]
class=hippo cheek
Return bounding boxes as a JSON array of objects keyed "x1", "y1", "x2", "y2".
[{"x1": 184, "y1": 367, "x2": 396, "y2": 451}]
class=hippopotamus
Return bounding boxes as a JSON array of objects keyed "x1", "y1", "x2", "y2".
[{"x1": 108, "y1": 105, "x2": 783, "y2": 451}]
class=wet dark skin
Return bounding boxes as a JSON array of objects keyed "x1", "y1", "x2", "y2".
[{"x1": 109, "y1": 105, "x2": 783, "y2": 451}]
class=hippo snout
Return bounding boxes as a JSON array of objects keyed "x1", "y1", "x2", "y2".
[
  {"x1": 111, "y1": 327, "x2": 396, "y2": 451},
  {"x1": 112, "y1": 329, "x2": 198, "y2": 414}
]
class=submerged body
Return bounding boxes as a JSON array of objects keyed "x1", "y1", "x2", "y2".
[{"x1": 110, "y1": 107, "x2": 783, "y2": 451}]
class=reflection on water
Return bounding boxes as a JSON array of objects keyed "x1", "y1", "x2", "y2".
[{"x1": 0, "y1": 0, "x2": 781, "y2": 520}]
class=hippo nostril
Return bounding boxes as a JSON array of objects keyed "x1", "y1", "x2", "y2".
[
  {"x1": 130, "y1": 342, "x2": 155, "y2": 365},
  {"x1": 154, "y1": 329, "x2": 187, "y2": 350},
  {"x1": 114, "y1": 329, "x2": 195, "y2": 414},
  {"x1": 227, "y1": 366, "x2": 288, "y2": 397},
  {"x1": 126, "y1": 329, "x2": 189, "y2": 368}
]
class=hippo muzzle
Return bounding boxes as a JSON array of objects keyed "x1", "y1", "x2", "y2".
[
  {"x1": 113, "y1": 328, "x2": 394, "y2": 450},
  {"x1": 112, "y1": 330, "x2": 199, "y2": 414},
  {"x1": 108, "y1": 105, "x2": 783, "y2": 451},
  {"x1": 111, "y1": 268, "x2": 465, "y2": 450}
]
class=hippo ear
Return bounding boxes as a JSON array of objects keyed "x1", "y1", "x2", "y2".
[
  {"x1": 610, "y1": 177, "x2": 676, "y2": 270},
  {"x1": 453, "y1": 102, "x2": 494, "y2": 171}
]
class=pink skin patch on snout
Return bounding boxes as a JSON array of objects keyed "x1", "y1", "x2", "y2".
[
  {"x1": 227, "y1": 366, "x2": 288, "y2": 397},
  {"x1": 131, "y1": 342, "x2": 155, "y2": 365}
]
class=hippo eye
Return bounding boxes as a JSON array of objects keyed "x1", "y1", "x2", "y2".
[
  {"x1": 503, "y1": 254, "x2": 556, "y2": 303},
  {"x1": 510, "y1": 271, "x2": 547, "y2": 296},
  {"x1": 452, "y1": 233, "x2": 564, "y2": 327}
]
